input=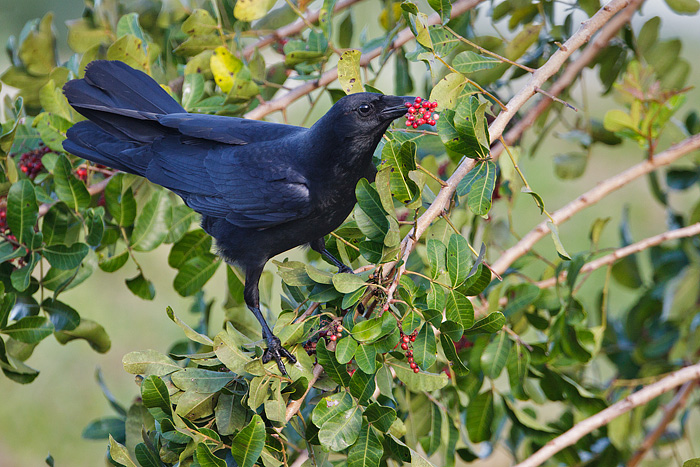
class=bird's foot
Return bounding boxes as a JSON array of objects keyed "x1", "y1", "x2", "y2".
[
  {"x1": 338, "y1": 264, "x2": 354, "y2": 274},
  {"x1": 262, "y1": 335, "x2": 297, "y2": 376}
]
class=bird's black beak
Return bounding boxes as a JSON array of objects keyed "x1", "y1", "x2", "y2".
[{"x1": 380, "y1": 95, "x2": 415, "y2": 120}]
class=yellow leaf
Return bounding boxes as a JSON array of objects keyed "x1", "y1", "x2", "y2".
[
  {"x1": 337, "y1": 50, "x2": 364, "y2": 95},
  {"x1": 234, "y1": 0, "x2": 275, "y2": 22},
  {"x1": 210, "y1": 46, "x2": 243, "y2": 93},
  {"x1": 379, "y1": 2, "x2": 403, "y2": 30}
]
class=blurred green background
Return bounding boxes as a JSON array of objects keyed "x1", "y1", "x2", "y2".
[{"x1": 0, "y1": 0, "x2": 698, "y2": 465}]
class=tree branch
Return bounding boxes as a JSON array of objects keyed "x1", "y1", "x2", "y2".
[
  {"x1": 380, "y1": 0, "x2": 635, "y2": 289},
  {"x1": 491, "y1": 134, "x2": 700, "y2": 276},
  {"x1": 490, "y1": 0, "x2": 644, "y2": 160},
  {"x1": 534, "y1": 222, "x2": 700, "y2": 289},
  {"x1": 244, "y1": 0, "x2": 486, "y2": 120},
  {"x1": 627, "y1": 381, "x2": 697, "y2": 467},
  {"x1": 514, "y1": 363, "x2": 700, "y2": 467}
]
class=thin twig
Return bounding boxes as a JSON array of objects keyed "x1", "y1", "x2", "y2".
[
  {"x1": 534, "y1": 222, "x2": 700, "y2": 290},
  {"x1": 514, "y1": 363, "x2": 700, "y2": 467},
  {"x1": 444, "y1": 25, "x2": 536, "y2": 73},
  {"x1": 534, "y1": 86, "x2": 578, "y2": 112},
  {"x1": 627, "y1": 381, "x2": 697, "y2": 467},
  {"x1": 491, "y1": 135, "x2": 700, "y2": 276}
]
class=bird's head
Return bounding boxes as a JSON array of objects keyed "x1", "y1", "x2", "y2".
[{"x1": 314, "y1": 92, "x2": 413, "y2": 141}]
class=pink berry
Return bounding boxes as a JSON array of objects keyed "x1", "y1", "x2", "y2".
[
  {"x1": 408, "y1": 107, "x2": 416, "y2": 114},
  {"x1": 412, "y1": 122, "x2": 419, "y2": 129},
  {"x1": 401, "y1": 342, "x2": 408, "y2": 350},
  {"x1": 415, "y1": 97, "x2": 422, "y2": 104},
  {"x1": 407, "y1": 115, "x2": 415, "y2": 121},
  {"x1": 330, "y1": 334, "x2": 337, "y2": 341},
  {"x1": 405, "y1": 121, "x2": 412, "y2": 126},
  {"x1": 428, "y1": 120, "x2": 436, "y2": 125},
  {"x1": 433, "y1": 113, "x2": 440, "y2": 120},
  {"x1": 413, "y1": 367, "x2": 420, "y2": 373},
  {"x1": 410, "y1": 362, "x2": 417, "y2": 369},
  {"x1": 404, "y1": 102, "x2": 411, "y2": 108}
]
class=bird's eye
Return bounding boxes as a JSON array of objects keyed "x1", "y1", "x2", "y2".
[{"x1": 357, "y1": 104, "x2": 371, "y2": 116}]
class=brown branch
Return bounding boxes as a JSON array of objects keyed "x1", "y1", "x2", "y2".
[
  {"x1": 514, "y1": 363, "x2": 700, "y2": 467},
  {"x1": 491, "y1": 134, "x2": 700, "y2": 276},
  {"x1": 379, "y1": 0, "x2": 635, "y2": 286},
  {"x1": 490, "y1": 0, "x2": 644, "y2": 160},
  {"x1": 534, "y1": 222, "x2": 700, "y2": 289},
  {"x1": 627, "y1": 381, "x2": 697, "y2": 467},
  {"x1": 244, "y1": 0, "x2": 486, "y2": 120},
  {"x1": 242, "y1": 0, "x2": 363, "y2": 60}
]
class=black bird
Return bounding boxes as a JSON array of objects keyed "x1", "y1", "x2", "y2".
[{"x1": 62, "y1": 60, "x2": 409, "y2": 375}]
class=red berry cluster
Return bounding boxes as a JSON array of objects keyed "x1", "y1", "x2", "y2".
[
  {"x1": 17, "y1": 145, "x2": 49, "y2": 179},
  {"x1": 403, "y1": 97, "x2": 439, "y2": 129},
  {"x1": 399, "y1": 330, "x2": 420, "y2": 373},
  {"x1": 76, "y1": 166, "x2": 88, "y2": 181},
  {"x1": 328, "y1": 324, "x2": 343, "y2": 342}
]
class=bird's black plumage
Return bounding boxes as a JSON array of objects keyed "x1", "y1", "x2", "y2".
[{"x1": 63, "y1": 60, "x2": 409, "y2": 374}]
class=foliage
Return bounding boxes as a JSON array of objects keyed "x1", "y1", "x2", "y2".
[{"x1": 1, "y1": 0, "x2": 700, "y2": 466}]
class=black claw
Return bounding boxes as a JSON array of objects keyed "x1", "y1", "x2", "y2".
[
  {"x1": 338, "y1": 264, "x2": 354, "y2": 274},
  {"x1": 263, "y1": 335, "x2": 297, "y2": 376}
]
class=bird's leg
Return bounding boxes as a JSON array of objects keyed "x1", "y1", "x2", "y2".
[
  {"x1": 310, "y1": 237, "x2": 354, "y2": 274},
  {"x1": 243, "y1": 265, "x2": 297, "y2": 375}
]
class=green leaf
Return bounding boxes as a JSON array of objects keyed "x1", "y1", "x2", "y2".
[
  {"x1": 467, "y1": 161, "x2": 496, "y2": 216},
  {"x1": 354, "y1": 343, "x2": 378, "y2": 374},
  {"x1": 364, "y1": 403, "x2": 397, "y2": 432},
  {"x1": 388, "y1": 359, "x2": 449, "y2": 392},
  {"x1": 336, "y1": 336, "x2": 358, "y2": 364},
  {"x1": 81, "y1": 417, "x2": 125, "y2": 441},
  {"x1": 453, "y1": 51, "x2": 499, "y2": 74},
  {"x1": 428, "y1": 0, "x2": 452, "y2": 24},
  {"x1": 413, "y1": 324, "x2": 437, "y2": 369},
  {"x1": 465, "y1": 311, "x2": 505, "y2": 335},
  {"x1": 347, "y1": 422, "x2": 383, "y2": 467},
  {"x1": 231, "y1": 414, "x2": 266, "y2": 467},
  {"x1": 445, "y1": 289, "x2": 474, "y2": 330},
  {"x1": 109, "y1": 435, "x2": 138, "y2": 467},
  {"x1": 426, "y1": 239, "x2": 446, "y2": 279},
  {"x1": 195, "y1": 444, "x2": 226, "y2": 467},
  {"x1": 131, "y1": 190, "x2": 171, "y2": 252},
  {"x1": 429, "y1": 73, "x2": 467, "y2": 110},
  {"x1": 349, "y1": 369, "x2": 376, "y2": 405},
  {"x1": 313, "y1": 392, "x2": 354, "y2": 427},
  {"x1": 456, "y1": 160, "x2": 487, "y2": 196},
  {"x1": 54, "y1": 318, "x2": 110, "y2": 353},
  {"x1": 505, "y1": 22, "x2": 542, "y2": 60},
  {"x1": 126, "y1": 273, "x2": 155, "y2": 300},
  {"x1": 351, "y1": 317, "x2": 385, "y2": 342},
  {"x1": 172, "y1": 368, "x2": 234, "y2": 393},
  {"x1": 355, "y1": 179, "x2": 389, "y2": 241},
  {"x1": 214, "y1": 325, "x2": 254, "y2": 375},
  {"x1": 11, "y1": 252, "x2": 40, "y2": 292},
  {"x1": 317, "y1": 339, "x2": 350, "y2": 387},
  {"x1": 332, "y1": 273, "x2": 366, "y2": 293},
  {"x1": 466, "y1": 390, "x2": 493, "y2": 442},
  {"x1": 503, "y1": 397, "x2": 557, "y2": 433},
  {"x1": 123, "y1": 349, "x2": 180, "y2": 376},
  {"x1": 173, "y1": 255, "x2": 221, "y2": 296},
  {"x1": 98, "y1": 250, "x2": 129, "y2": 273},
  {"x1": 1, "y1": 316, "x2": 54, "y2": 344},
  {"x1": 454, "y1": 96, "x2": 490, "y2": 159},
  {"x1": 107, "y1": 34, "x2": 148, "y2": 71},
  {"x1": 41, "y1": 298, "x2": 80, "y2": 331},
  {"x1": 166, "y1": 306, "x2": 213, "y2": 345},
  {"x1": 665, "y1": 0, "x2": 700, "y2": 14},
  {"x1": 440, "y1": 334, "x2": 469, "y2": 375},
  {"x1": 43, "y1": 243, "x2": 89, "y2": 270},
  {"x1": 234, "y1": 0, "x2": 275, "y2": 21},
  {"x1": 318, "y1": 405, "x2": 362, "y2": 451},
  {"x1": 380, "y1": 140, "x2": 419, "y2": 203},
  {"x1": 554, "y1": 152, "x2": 588, "y2": 180},
  {"x1": 7, "y1": 180, "x2": 38, "y2": 245},
  {"x1": 105, "y1": 174, "x2": 137, "y2": 226},
  {"x1": 140, "y1": 375, "x2": 172, "y2": 420},
  {"x1": 683, "y1": 459, "x2": 700, "y2": 467},
  {"x1": 338, "y1": 49, "x2": 363, "y2": 94},
  {"x1": 460, "y1": 263, "x2": 491, "y2": 296},
  {"x1": 481, "y1": 333, "x2": 512, "y2": 379},
  {"x1": 547, "y1": 221, "x2": 572, "y2": 261},
  {"x1": 53, "y1": 154, "x2": 90, "y2": 211},
  {"x1": 447, "y1": 234, "x2": 470, "y2": 286}
]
